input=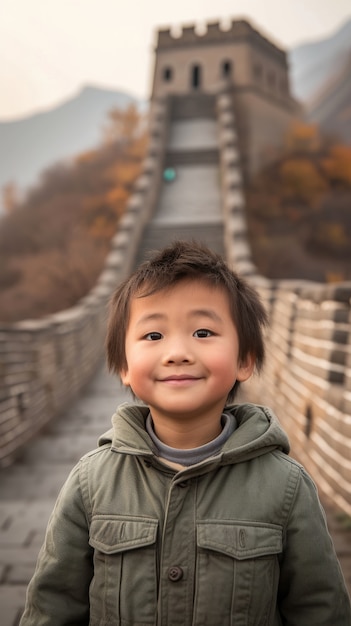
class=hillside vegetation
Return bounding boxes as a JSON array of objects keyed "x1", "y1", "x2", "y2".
[
  {"x1": 0, "y1": 85, "x2": 140, "y2": 198},
  {"x1": 246, "y1": 121, "x2": 351, "y2": 282},
  {"x1": 0, "y1": 105, "x2": 147, "y2": 323}
]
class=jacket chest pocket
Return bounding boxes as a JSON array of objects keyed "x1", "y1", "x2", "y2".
[
  {"x1": 194, "y1": 521, "x2": 282, "y2": 626},
  {"x1": 89, "y1": 515, "x2": 158, "y2": 625}
]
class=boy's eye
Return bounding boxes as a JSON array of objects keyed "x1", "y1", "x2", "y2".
[
  {"x1": 144, "y1": 332, "x2": 163, "y2": 341},
  {"x1": 193, "y1": 328, "x2": 213, "y2": 338}
]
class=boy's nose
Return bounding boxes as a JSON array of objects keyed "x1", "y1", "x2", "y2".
[{"x1": 162, "y1": 340, "x2": 194, "y2": 365}]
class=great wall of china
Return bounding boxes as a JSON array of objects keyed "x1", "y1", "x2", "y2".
[{"x1": 1, "y1": 19, "x2": 350, "y2": 521}]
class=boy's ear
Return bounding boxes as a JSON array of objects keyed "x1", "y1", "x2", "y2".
[
  {"x1": 236, "y1": 353, "x2": 255, "y2": 382},
  {"x1": 120, "y1": 368, "x2": 130, "y2": 387}
]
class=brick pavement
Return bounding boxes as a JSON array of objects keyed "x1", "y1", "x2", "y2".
[
  {"x1": 0, "y1": 363, "x2": 131, "y2": 626},
  {"x1": 1, "y1": 363, "x2": 350, "y2": 625}
]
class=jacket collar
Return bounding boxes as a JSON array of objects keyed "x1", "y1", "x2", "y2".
[{"x1": 98, "y1": 402, "x2": 290, "y2": 467}]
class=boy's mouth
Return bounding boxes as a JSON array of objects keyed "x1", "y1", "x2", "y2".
[{"x1": 160, "y1": 374, "x2": 201, "y2": 384}]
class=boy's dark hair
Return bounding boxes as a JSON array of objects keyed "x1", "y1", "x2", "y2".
[{"x1": 106, "y1": 240, "x2": 268, "y2": 402}]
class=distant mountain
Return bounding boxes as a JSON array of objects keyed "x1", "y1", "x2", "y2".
[
  {"x1": 304, "y1": 52, "x2": 351, "y2": 145},
  {"x1": 289, "y1": 17, "x2": 351, "y2": 102},
  {"x1": 0, "y1": 85, "x2": 143, "y2": 209}
]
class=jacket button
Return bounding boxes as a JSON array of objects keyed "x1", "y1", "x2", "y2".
[
  {"x1": 168, "y1": 566, "x2": 184, "y2": 582},
  {"x1": 178, "y1": 481, "x2": 188, "y2": 488}
]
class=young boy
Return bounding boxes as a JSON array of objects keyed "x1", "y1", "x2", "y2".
[{"x1": 21, "y1": 240, "x2": 351, "y2": 625}]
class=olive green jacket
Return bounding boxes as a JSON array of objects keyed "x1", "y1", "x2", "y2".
[{"x1": 20, "y1": 403, "x2": 351, "y2": 625}]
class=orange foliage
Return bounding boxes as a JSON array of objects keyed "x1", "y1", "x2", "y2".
[
  {"x1": 105, "y1": 160, "x2": 142, "y2": 186},
  {"x1": 321, "y1": 145, "x2": 351, "y2": 186},
  {"x1": 2, "y1": 181, "x2": 19, "y2": 214},
  {"x1": 103, "y1": 103, "x2": 144, "y2": 143},
  {"x1": 327, "y1": 222, "x2": 348, "y2": 246},
  {"x1": 0, "y1": 106, "x2": 148, "y2": 322},
  {"x1": 75, "y1": 150, "x2": 98, "y2": 166},
  {"x1": 105, "y1": 186, "x2": 129, "y2": 207},
  {"x1": 279, "y1": 158, "x2": 327, "y2": 206},
  {"x1": 284, "y1": 121, "x2": 322, "y2": 153},
  {"x1": 246, "y1": 120, "x2": 351, "y2": 282},
  {"x1": 88, "y1": 215, "x2": 119, "y2": 240}
]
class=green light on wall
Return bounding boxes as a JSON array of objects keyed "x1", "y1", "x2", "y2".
[{"x1": 163, "y1": 168, "x2": 176, "y2": 182}]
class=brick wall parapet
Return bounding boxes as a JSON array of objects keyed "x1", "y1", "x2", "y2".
[{"x1": 217, "y1": 90, "x2": 351, "y2": 517}]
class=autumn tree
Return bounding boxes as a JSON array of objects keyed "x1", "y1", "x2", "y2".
[
  {"x1": 103, "y1": 103, "x2": 145, "y2": 144},
  {"x1": 0, "y1": 106, "x2": 148, "y2": 322},
  {"x1": 283, "y1": 121, "x2": 322, "y2": 154},
  {"x1": 2, "y1": 181, "x2": 19, "y2": 214},
  {"x1": 321, "y1": 144, "x2": 351, "y2": 187},
  {"x1": 279, "y1": 158, "x2": 327, "y2": 208},
  {"x1": 246, "y1": 120, "x2": 351, "y2": 282}
]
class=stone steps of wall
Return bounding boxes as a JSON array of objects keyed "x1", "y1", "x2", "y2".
[
  {"x1": 168, "y1": 118, "x2": 218, "y2": 150},
  {"x1": 135, "y1": 115, "x2": 224, "y2": 266},
  {"x1": 136, "y1": 223, "x2": 225, "y2": 265},
  {"x1": 165, "y1": 149, "x2": 219, "y2": 166}
]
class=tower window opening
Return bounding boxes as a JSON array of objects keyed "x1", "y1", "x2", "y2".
[
  {"x1": 163, "y1": 67, "x2": 173, "y2": 82},
  {"x1": 222, "y1": 60, "x2": 232, "y2": 78},
  {"x1": 191, "y1": 64, "x2": 202, "y2": 89}
]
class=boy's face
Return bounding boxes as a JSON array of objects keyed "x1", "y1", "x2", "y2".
[{"x1": 121, "y1": 279, "x2": 254, "y2": 426}]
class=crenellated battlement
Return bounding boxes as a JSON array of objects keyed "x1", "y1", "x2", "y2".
[
  {"x1": 156, "y1": 19, "x2": 286, "y2": 61},
  {"x1": 152, "y1": 18, "x2": 292, "y2": 102}
]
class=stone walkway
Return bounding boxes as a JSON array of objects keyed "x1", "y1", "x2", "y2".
[
  {"x1": 156, "y1": 118, "x2": 222, "y2": 225},
  {"x1": 154, "y1": 164, "x2": 222, "y2": 225},
  {"x1": 0, "y1": 363, "x2": 131, "y2": 626},
  {"x1": 136, "y1": 116, "x2": 225, "y2": 263},
  {"x1": 168, "y1": 118, "x2": 219, "y2": 151},
  {"x1": 1, "y1": 361, "x2": 350, "y2": 625}
]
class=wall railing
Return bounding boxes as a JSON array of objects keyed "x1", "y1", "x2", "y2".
[{"x1": 217, "y1": 91, "x2": 351, "y2": 517}]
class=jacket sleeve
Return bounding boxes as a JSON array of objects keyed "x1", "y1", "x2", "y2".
[
  {"x1": 20, "y1": 460, "x2": 93, "y2": 626},
  {"x1": 278, "y1": 465, "x2": 351, "y2": 625}
]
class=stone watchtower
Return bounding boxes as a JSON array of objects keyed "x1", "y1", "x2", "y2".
[{"x1": 151, "y1": 19, "x2": 300, "y2": 175}]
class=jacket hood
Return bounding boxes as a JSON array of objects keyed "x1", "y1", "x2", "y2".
[{"x1": 98, "y1": 403, "x2": 290, "y2": 465}]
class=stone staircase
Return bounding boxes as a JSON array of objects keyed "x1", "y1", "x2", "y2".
[
  {"x1": 137, "y1": 222, "x2": 225, "y2": 263},
  {"x1": 136, "y1": 116, "x2": 225, "y2": 264}
]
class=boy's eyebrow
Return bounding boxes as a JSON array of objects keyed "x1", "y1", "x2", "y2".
[
  {"x1": 189, "y1": 309, "x2": 223, "y2": 323},
  {"x1": 135, "y1": 313, "x2": 167, "y2": 327},
  {"x1": 135, "y1": 309, "x2": 223, "y2": 327}
]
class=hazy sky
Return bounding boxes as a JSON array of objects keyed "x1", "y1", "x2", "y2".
[{"x1": 1, "y1": 0, "x2": 350, "y2": 121}]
